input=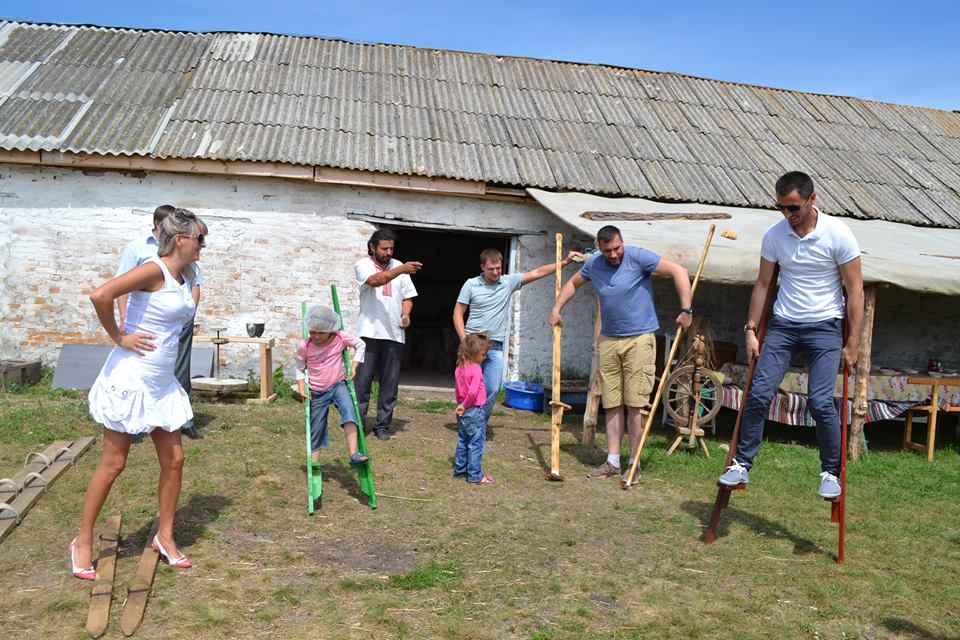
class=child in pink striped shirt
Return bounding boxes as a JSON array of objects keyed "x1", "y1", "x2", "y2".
[
  {"x1": 453, "y1": 333, "x2": 491, "y2": 484},
  {"x1": 295, "y1": 305, "x2": 369, "y2": 465}
]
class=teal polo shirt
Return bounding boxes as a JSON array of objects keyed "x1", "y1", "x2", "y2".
[{"x1": 457, "y1": 273, "x2": 524, "y2": 343}]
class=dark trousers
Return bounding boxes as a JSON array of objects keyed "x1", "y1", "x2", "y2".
[
  {"x1": 354, "y1": 337, "x2": 404, "y2": 433},
  {"x1": 736, "y1": 316, "x2": 843, "y2": 475},
  {"x1": 175, "y1": 316, "x2": 195, "y2": 428}
]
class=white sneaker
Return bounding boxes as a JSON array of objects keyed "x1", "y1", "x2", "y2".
[
  {"x1": 818, "y1": 472, "x2": 842, "y2": 498},
  {"x1": 718, "y1": 460, "x2": 749, "y2": 486}
]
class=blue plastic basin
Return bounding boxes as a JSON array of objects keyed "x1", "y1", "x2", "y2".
[{"x1": 503, "y1": 381, "x2": 545, "y2": 411}]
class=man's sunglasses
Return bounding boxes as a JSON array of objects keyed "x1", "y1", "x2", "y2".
[{"x1": 775, "y1": 195, "x2": 810, "y2": 213}]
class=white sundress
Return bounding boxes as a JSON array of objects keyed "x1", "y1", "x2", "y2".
[{"x1": 88, "y1": 257, "x2": 196, "y2": 434}]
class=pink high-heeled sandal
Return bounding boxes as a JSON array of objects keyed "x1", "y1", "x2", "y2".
[
  {"x1": 151, "y1": 535, "x2": 191, "y2": 568},
  {"x1": 69, "y1": 538, "x2": 97, "y2": 581}
]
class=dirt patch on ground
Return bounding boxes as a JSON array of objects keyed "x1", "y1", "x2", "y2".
[{"x1": 313, "y1": 541, "x2": 420, "y2": 575}]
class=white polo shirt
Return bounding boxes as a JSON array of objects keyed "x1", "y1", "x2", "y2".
[
  {"x1": 761, "y1": 209, "x2": 860, "y2": 322},
  {"x1": 354, "y1": 257, "x2": 418, "y2": 343}
]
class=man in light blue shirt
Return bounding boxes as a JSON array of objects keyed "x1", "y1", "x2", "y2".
[
  {"x1": 117, "y1": 205, "x2": 204, "y2": 440},
  {"x1": 551, "y1": 225, "x2": 692, "y2": 481},
  {"x1": 454, "y1": 247, "x2": 582, "y2": 424}
]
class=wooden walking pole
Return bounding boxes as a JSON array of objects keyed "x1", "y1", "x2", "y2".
[
  {"x1": 704, "y1": 265, "x2": 780, "y2": 544},
  {"x1": 547, "y1": 232, "x2": 570, "y2": 481},
  {"x1": 622, "y1": 224, "x2": 715, "y2": 488}
]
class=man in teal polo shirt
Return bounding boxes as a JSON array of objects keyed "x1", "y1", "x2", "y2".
[{"x1": 453, "y1": 247, "x2": 583, "y2": 424}]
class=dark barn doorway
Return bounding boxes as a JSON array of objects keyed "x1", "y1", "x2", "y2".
[{"x1": 387, "y1": 226, "x2": 510, "y2": 388}]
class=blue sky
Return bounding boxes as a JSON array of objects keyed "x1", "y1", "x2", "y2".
[{"x1": 5, "y1": 1, "x2": 958, "y2": 111}]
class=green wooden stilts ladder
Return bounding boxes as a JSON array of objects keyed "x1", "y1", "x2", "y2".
[{"x1": 331, "y1": 284, "x2": 378, "y2": 509}]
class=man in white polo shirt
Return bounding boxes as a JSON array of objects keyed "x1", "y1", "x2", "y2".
[
  {"x1": 117, "y1": 204, "x2": 204, "y2": 440},
  {"x1": 354, "y1": 228, "x2": 421, "y2": 441},
  {"x1": 719, "y1": 171, "x2": 863, "y2": 498}
]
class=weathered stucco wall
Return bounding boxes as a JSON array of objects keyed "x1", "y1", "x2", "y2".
[{"x1": 0, "y1": 163, "x2": 596, "y2": 382}]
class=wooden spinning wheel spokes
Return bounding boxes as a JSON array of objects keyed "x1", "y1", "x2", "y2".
[{"x1": 664, "y1": 364, "x2": 722, "y2": 426}]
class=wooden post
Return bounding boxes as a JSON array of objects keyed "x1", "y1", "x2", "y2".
[
  {"x1": 849, "y1": 287, "x2": 876, "y2": 461},
  {"x1": 581, "y1": 298, "x2": 602, "y2": 448}
]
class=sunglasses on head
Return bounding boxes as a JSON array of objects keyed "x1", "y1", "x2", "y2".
[{"x1": 775, "y1": 195, "x2": 810, "y2": 213}]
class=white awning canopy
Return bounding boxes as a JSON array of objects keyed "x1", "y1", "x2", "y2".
[{"x1": 528, "y1": 188, "x2": 960, "y2": 295}]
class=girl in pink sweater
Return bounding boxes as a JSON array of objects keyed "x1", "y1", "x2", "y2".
[
  {"x1": 453, "y1": 333, "x2": 492, "y2": 484},
  {"x1": 295, "y1": 305, "x2": 368, "y2": 465}
]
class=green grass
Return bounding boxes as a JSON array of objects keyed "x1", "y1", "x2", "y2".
[
  {"x1": 0, "y1": 379, "x2": 958, "y2": 640},
  {"x1": 412, "y1": 400, "x2": 458, "y2": 414},
  {"x1": 387, "y1": 561, "x2": 461, "y2": 590}
]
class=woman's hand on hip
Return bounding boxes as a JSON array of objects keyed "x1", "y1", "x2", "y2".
[{"x1": 119, "y1": 332, "x2": 156, "y2": 356}]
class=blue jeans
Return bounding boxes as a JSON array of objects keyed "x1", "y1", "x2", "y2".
[
  {"x1": 736, "y1": 316, "x2": 843, "y2": 474},
  {"x1": 453, "y1": 406, "x2": 487, "y2": 482},
  {"x1": 480, "y1": 342, "x2": 504, "y2": 421},
  {"x1": 309, "y1": 381, "x2": 357, "y2": 453}
]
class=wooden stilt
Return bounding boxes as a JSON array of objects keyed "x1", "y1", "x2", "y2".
[
  {"x1": 704, "y1": 265, "x2": 779, "y2": 544},
  {"x1": 622, "y1": 224, "x2": 715, "y2": 488},
  {"x1": 834, "y1": 315, "x2": 851, "y2": 564},
  {"x1": 547, "y1": 233, "x2": 569, "y2": 481}
]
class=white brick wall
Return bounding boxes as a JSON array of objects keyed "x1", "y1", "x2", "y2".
[
  {"x1": 0, "y1": 163, "x2": 596, "y2": 380},
  {"x1": 3, "y1": 162, "x2": 956, "y2": 381}
]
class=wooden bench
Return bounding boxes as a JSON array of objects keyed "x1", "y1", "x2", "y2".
[{"x1": 903, "y1": 376, "x2": 960, "y2": 461}]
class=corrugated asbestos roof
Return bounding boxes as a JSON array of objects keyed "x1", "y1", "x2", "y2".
[{"x1": 1, "y1": 20, "x2": 960, "y2": 228}]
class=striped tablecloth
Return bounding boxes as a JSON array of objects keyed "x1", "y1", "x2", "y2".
[{"x1": 718, "y1": 364, "x2": 960, "y2": 427}]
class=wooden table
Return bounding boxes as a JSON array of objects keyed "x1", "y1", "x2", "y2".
[
  {"x1": 192, "y1": 335, "x2": 276, "y2": 404},
  {"x1": 903, "y1": 376, "x2": 960, "y2": 461}
]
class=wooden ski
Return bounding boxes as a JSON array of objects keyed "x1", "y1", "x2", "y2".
[
  {"x1": 0, "y1": 440, "x2": 70, "y2": 504},
  {"x1": 86, "y1": 514, "x2": 121, "y2": 638},
  {"x1": 119, "y1": 517, "x2": 160, "y2": 636},
  {"x1": 0, "y1": 436, "x2": 95, "y2": 544}
]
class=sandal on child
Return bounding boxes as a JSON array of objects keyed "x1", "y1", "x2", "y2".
[
  {"x1": 349, "y1": 452, "x2": 369, "y2": 466},
  {"x1": 469, "y1": 475, "x2": 493, "y2": 485}
]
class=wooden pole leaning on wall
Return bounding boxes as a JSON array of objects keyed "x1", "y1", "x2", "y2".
[
  {"x1": 581, "y1": 298, "x2": 602, "y2": 448},
  {"x1": 622, "y1": 224, "x2": 716, "y2": 489},
  {"x1": 546, "y1": 233, "x2": 571, "y2": 481},
  {"x1": 849, "y1": 286, "x2": 877, "y2": 461}
]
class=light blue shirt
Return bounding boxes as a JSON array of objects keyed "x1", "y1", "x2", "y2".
[
  {"x1": 457, "y1": 273, "x2": 524, "y2": 343},
  {"x1": 116, "y1": 234, "x2": 204, "y2": 285},
  {"x1": 579, "y1": 246, "x2": 660, "y2": 337}
]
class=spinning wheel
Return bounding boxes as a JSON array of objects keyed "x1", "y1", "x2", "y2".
[
  {"x1": 665, "y1": 336, "x2": 721, "y2": 458},
  {"x1": 664, "y1": 365, "x2": 722, "y2": 426}
]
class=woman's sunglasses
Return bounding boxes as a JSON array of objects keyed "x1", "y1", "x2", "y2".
[{"x1": 178, "y1": 233, "x2": 206, "y2": 245}]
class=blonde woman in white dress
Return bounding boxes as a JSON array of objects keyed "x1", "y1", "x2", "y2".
[{"x1": 70, "y1": 208, "x2": 207, "y2": 579}]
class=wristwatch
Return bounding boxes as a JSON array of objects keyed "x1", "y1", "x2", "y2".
[
  {"x1": 744, "y1": 323, "x2": 757, "y2": 334},
  {"x1": 680, "y1": 307, "x2": 693, "y2": 316}
]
